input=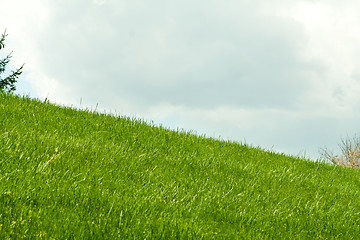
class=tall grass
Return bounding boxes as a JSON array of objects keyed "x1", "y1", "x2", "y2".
[{"x1": 1, "y1": 92, "x2": 359, "y2": 239}]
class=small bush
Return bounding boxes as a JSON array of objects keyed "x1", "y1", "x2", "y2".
[{"x1": 321, "y1": 135, "x2": 360, "y2": 168}]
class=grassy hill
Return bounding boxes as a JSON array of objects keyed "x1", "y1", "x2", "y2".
[{"x1": 0, "y1": 92, "x2": 359, "y2": 239}]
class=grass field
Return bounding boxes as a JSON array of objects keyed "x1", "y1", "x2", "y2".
[{"x1": 0, "y1": 92, "x2": 359, "y2": 239}]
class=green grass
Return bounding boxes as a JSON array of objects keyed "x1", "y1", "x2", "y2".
[{"x1": 0, "y1": 92, "x2": 359, "y2": 239}]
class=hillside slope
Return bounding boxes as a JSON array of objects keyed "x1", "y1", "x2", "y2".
[{"x1": 0, "y1": 92, "x2": 359, "y2": 239}]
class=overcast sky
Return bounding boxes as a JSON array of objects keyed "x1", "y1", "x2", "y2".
[{"x1": 2, "y1": 0, "x2": 360, "y2": 160}]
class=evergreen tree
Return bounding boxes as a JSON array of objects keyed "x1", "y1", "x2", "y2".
[{"x1": 0, "y1": 29, "x2": 24, "y2": 93}]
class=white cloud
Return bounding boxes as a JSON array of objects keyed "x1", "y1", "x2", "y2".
[
  {"x1": 33, "y1": 1, "x2": 320, "y2": 109},
  {"x1": 0, "y1": 0, "x2": 51, "y2": 96},
  {"x1": 93, "y1": 0, "x2": 109, "y2": 6},
  {"x1": 278, "y1": 1, "x2": 360, "y2": 111}
]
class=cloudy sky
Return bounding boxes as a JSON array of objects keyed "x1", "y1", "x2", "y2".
[{"x1": 2, "y1": 0, "x2": 360, "y2": 160}]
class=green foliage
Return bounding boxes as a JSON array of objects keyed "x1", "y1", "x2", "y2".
[
  {"x1": 0, "y1": 30, "x2": 24, "y2": 93},
  {"x1": 0, "y1": 92, "x2": 359, "y2": 239}
]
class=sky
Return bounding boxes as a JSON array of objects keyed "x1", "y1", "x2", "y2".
[{"x1": 2, "y1": 0, "x2": 360, "y2": 160}]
